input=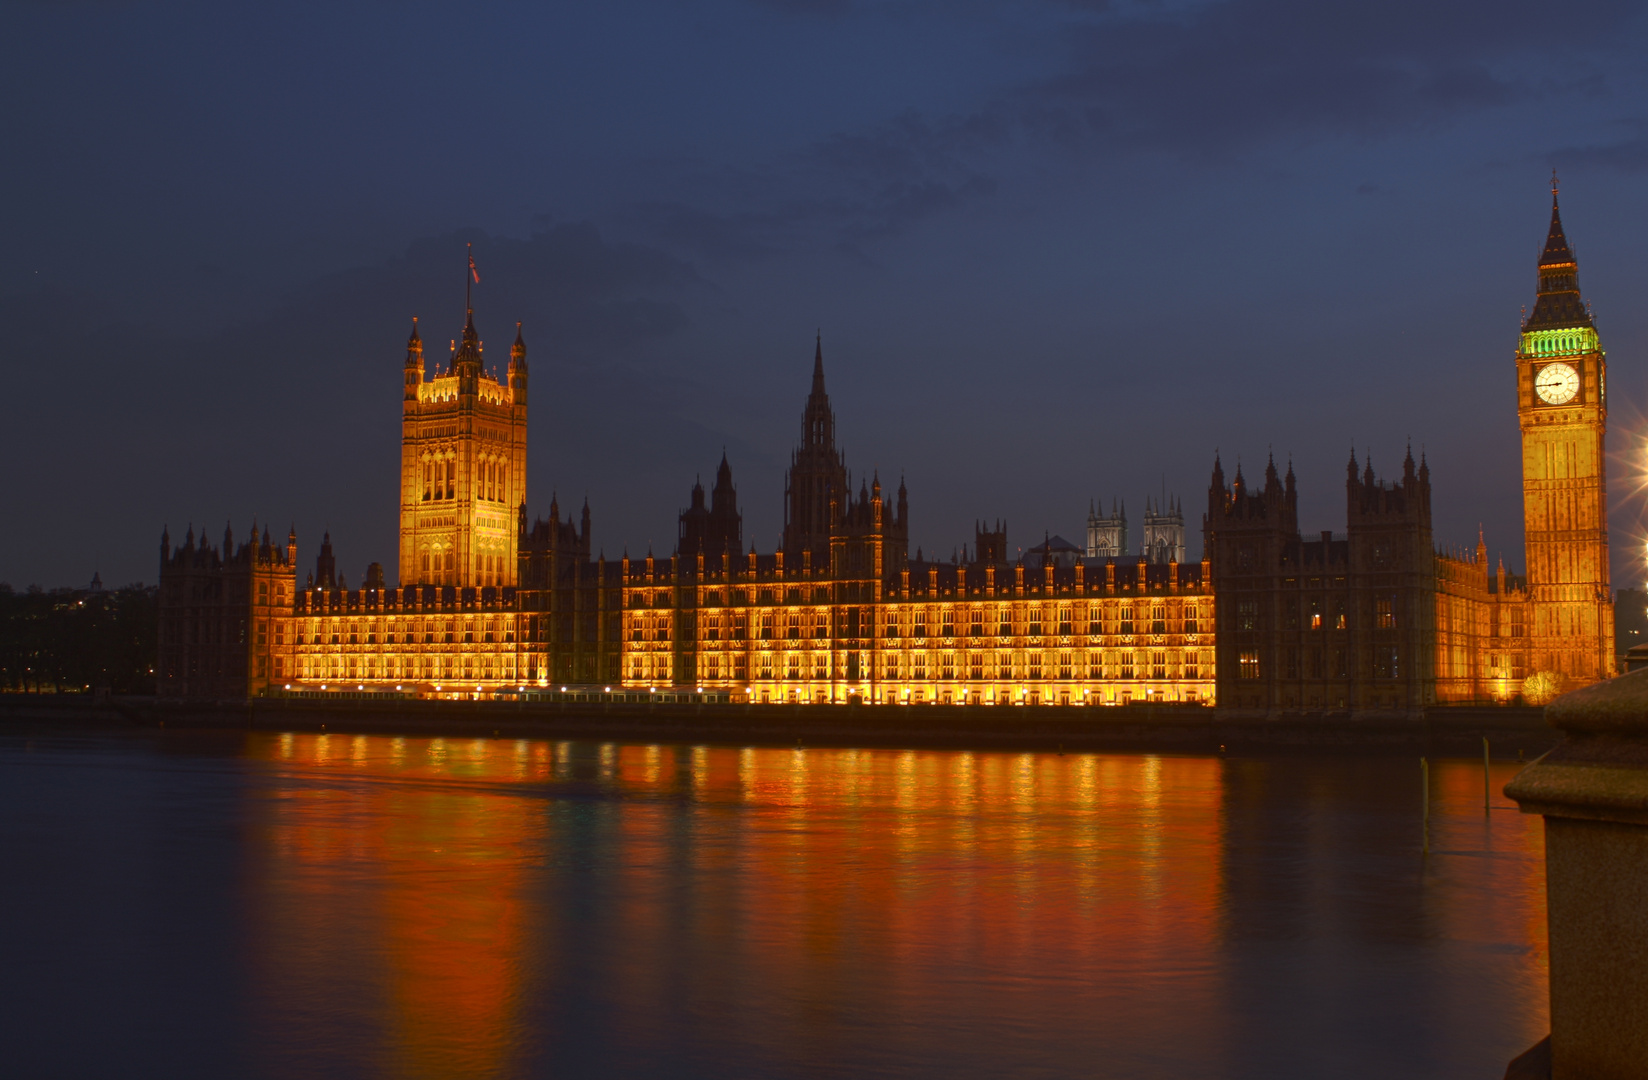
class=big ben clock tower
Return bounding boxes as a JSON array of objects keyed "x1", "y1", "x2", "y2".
[{"x1": 1517, "y1": 176, "x2": 1614, "y2": 688}]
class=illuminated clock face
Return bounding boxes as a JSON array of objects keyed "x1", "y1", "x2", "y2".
[{"x1": 1535, "y1": 362, "x2": 1580, "y2": 405}]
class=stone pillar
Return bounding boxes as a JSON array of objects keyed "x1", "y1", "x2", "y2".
[{"x1": 1504, "y1": 667, "x2": 1648, "y2": 1079}]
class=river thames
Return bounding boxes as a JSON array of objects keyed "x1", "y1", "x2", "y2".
[{"x1": 0, "y1": 731, "x2": 1546, "y2": 1078}]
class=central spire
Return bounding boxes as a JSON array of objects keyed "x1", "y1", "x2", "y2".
[
  {"x1": 801, "y1": 333, "x2": 834, "y2": 451},
  {"x1": 784, "y1": 332, "x2": 846, "y2": 566},
  {"x1": 811, "y1": 331, "x2": 826, "y2": 397}
]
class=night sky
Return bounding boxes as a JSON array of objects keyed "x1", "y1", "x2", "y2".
[{"x1": 7, "y1": 0, "x2": 1648, "y2": 590}]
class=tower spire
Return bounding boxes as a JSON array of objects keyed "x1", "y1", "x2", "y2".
[
  {"x1": 509, "y1": 321, "x2": 526, "y2": 370},
  {"x1": 1526, "y1": 174, "x2": 1590, "y2": 331},
  {"x1": 812, "y1": 330, "x2": 826, "y2": 396}
]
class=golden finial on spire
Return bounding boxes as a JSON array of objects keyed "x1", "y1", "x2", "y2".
[{"x1": 1551, "y1": 168, "x2": 1559, "y2": 199}]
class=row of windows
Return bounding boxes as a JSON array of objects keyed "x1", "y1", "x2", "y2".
[
  {"x1": 1236, "y1": 646, "x2": 1407, "y2": 680},
  {"x1": 624, "y1": 610, "x2": 1208, "y2": 642},
  {"x1": 635, "y1": 651, "x2": 1214, "y2": 684},
  {"x1": 419, "y1": 456, "x2": 512, "y2": 503},
  {"x1": 883, "y1": 651, "x2": 1208, "y2": 682},
  {"x1": 287, "y1": 613, "x2": 618, "y2": 645},
  {"x1": 299, "y1": 653, "x2": 526, "y2": 682},
  {"x1": 1235, "y1": 595, "x2": 1402, "y2": 632},
  {"x1": 417, "y1": 551, "x2": 511, "y2": 587},
  {"x1": 626, "y1": 586, "x2": 1207, "y2": 608}
]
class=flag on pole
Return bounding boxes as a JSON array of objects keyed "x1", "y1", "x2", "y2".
[{"x1": 469, "y1": 252, "x2": 480, "y2": 284}]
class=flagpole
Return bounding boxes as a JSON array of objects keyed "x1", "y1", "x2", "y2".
[{"x1": 466, "y1": 242, "x2": 472, "y2": 312}]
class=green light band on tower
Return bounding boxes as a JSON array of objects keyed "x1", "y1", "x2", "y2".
[{"x1": 1519, "y1": 326, "x2": 1600, "y2": 359}]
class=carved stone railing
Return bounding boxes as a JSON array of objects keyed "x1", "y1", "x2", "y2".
[{"x1": 1504, "y1": 667, "x2": 1648, "y2": 1079}]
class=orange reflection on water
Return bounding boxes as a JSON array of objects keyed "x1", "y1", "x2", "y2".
[
  {"x1": 235, "y1": 735, "x2": 1549, "y2": 1077},
  {"x1": 249, "y1": 732, "x2": 548, "y2": 1078}
]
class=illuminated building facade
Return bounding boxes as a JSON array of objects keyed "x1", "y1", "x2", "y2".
[
  {"x1": 158, "y1": 304, "x2": 622, "y2": 701},
  {"x1": 277, "y1": 502, "x2": 621, "y2": 696},
  {"x1": 620, "y1": 344, "x2": 1216, "y2": 705},
  {"x1": 157, "y1": 189, "x2": 1614, "y2": 706}
]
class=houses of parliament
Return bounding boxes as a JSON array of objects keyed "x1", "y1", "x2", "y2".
[{"x1": 157, "y1": 188, "x2": 1615, "y2": 710}]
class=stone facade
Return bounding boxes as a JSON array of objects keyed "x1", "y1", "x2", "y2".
[
  {"x1": 1204, "y1": 449, "x2": 1532, "y2": 711},
  {"x1": 157, "y1": 522, "x2": 295, "y2": 698},
  {"x1": 399, "y1": 312, "x2": 528, "y2": 589}
]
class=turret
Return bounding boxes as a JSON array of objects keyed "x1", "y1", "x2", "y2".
[
  {"x1": 315, "y1": 531, "x2": 336, "y2": 590},
  {"x1": 713, "y1": 452, "x2": 736, "y2": 515},
  {"x1": 405, "y1": 317, "x2": 423, "y2": 401},
  {"x1": 508, "y1": 321, "x2": 528, "y2": 404}
]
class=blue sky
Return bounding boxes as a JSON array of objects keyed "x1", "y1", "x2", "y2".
[{"x1": 6, "y1": 0, "x2": 1648, "y2": 587}]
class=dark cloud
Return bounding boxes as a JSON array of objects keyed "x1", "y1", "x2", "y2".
[
  {"x1": 630, "y1": 202, "x2": 794, "y2": 260},
  {"x1": 1553, "y1": 121, "x2": 1648, "y2": 172},
  {"x1": 279, "y1": 222, "x2": 701, "y2": 360},
  {"x1": 635, "y1": 0, "x2": 1645, "y2": 261},
  {"x1": 630, "y1": 111, "x2": 1009, "y2": 258},
  {"x1": 1021, "y1": 0, "x2": 1642, "y2": 152}
]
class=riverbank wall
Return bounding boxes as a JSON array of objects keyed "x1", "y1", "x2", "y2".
[{"x1": 0, "y1": 694, "x2": 1558, "y2": 757}]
